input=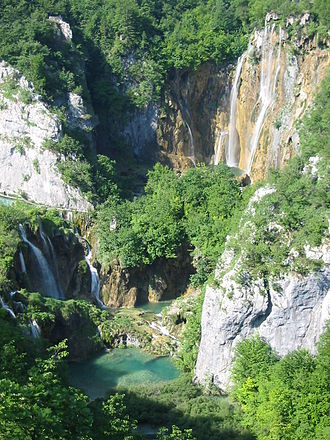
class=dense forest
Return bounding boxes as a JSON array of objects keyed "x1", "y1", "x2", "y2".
[{"x1": 0, "y1": 0, "x2": 329, "y2": 439}]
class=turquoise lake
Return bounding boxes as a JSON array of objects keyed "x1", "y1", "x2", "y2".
[
  {"x1": 136, "y1": 300, "x2": 173, "y2": 314},
  {"x1": 70, "y1": 347, "x2": 179, "y2": 399}
]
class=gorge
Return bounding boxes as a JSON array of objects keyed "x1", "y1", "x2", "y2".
[{"x1": 0, "y1": 1, "x2": 329, "y2": 439}]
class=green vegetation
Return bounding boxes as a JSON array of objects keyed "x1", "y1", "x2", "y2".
[
  {"x1": 228, "y1": 74, "x2": 330, "y2": 283},
  {"x1": 0, "y1": 311, "x2": 138, "y2": 439},
  {"x1": 0, "y1": 203, "x2": 72, "y2": 293},
  {"x1": 114, "y1": 374, "x2": 252, "y2": 440},
  {"x1": 232, "y1": 330, "x2": 330, "y2": 439},
  {"x1": 97, "y1": 163, "x2": 243, "y2": 284}
]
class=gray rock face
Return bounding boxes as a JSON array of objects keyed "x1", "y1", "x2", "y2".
[
  {"x1": 194, "y1": 188, "x2": 330, "y2": 392},
  {"x1": 0, "y1": 61, "x2": 91, "y2": 211},
  {"x1": 124, "y1": 103, "x2": 160, "y2": 159}
]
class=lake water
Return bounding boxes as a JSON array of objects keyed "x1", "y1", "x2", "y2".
[
  {"x1": 70, "y1": 347, "x2": 179, "y2": 399},
  {"x1": 136, "y1": 300, "x2": 172, "y2": 314}
]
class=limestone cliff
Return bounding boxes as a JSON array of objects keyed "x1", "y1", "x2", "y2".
[
  {"x1": 194, "y1": 186, "x2": 330, "y2": 391},
  {"x1": 0, "y1": 61, "x2": 93, "y2": 210},
  {"x1": 100, "y1": 247, "x2": 194, "y2": 307},
  {"x1": 126, "y1": 14, "x2": 328, "y2": 180}
]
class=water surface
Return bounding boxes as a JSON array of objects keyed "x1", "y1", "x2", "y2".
[
  {"x1": 136, "y1": 300, "x2": 172, "y2": 314},
  {"x1": 70, "y1": 347, "x2": 179, "y2": 399}
]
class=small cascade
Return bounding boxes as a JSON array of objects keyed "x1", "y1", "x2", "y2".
[
  {"x1": 178, "y1": 99, "x2": 196, "y2": 166},
  {"x1": 19, "y1": 250, "x2": 27, "y2": 273},
  {"x1": 246, "y1": 23, "x2": 281, "y2": 174},
  {"x1": 30, "y1": 319, "x2": 41, "y2": 338},
  {"x1": 0, "y1": 295, "x2": 16, "y2": 318},
  {"x1": 19, "y1": 224, "x2": 62, "y2": 300},
  {"x1": 214, "y1": 131, "x2": 228, "y2": 165},
  {"x1": 37, "y1": 217, "x2": 64, "y2": 297},
  {"x1": 226, "y1": 55, "x2": 245, "y2": 167},
  {"x1": 85, "y1": 242, "x2": 105, "y2": 309}
]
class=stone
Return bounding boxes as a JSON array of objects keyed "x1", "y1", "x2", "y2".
[
  {"x1": 0, "y1": 61, "x2": 92, "y2": 211},
  {"x1": 194, "y1": 187, "x2": 330, "y2": 392},
  {"x1": 49, "y1": 16, "x2": 73, "y2": 40}
]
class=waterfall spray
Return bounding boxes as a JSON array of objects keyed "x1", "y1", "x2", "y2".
[
  {"x1": 85, "y1": 242, "x2": 106, "y2": 309},
  {"x1": 19, "y1": 224, "x2": 63, "y2": 299},
  {"x1": 226, "y1": 55, "x2": 245, "y2": 167},
  {"x1": 246, "y1": 23, "x2": 281, "y2": 174},
  {"x1": 37, "y1": 217, "x2": 64, "y2": 296},
  {"x1": 0, "y1": 296, "x2": 16, "y2": 318}
]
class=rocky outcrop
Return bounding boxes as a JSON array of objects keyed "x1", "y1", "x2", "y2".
[
  {"x1": 0, "y1": 62, "x2": 92, "y2": 210},
  {"x1": 194, "y1": 187, "x2": 330, "y2": 391},
  {"x1": 100, "y1": 247, "x2": 194, "y2": 307}
]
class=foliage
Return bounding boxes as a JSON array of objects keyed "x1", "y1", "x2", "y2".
[
  {"x1": 97, "y1": 163, "x2": 243, "y2": 284},
  {"x1": 116, "y1": 374, "x2": 251, "y2": 440},
  {"x1": 175, "y1": 290, "x2": 205, "y2": 373},
  {"x1": 232, "y1": 329, "x2": 330, "y2": 439}
]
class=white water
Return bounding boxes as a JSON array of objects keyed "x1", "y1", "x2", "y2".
[
  {"x1": 19, "y1": 224, "x2": 62, "y2": 299},
  {"x1": 178, "y1": 99, "x2": 196, "y2": 166},
  {"x1": 246, "y1": 23, "x2": 281, "y2": 174},
  {"x1": 30, "y1": 319, "x2": 41, "y2": 338},
  {"x1": 37, "y1": 217, "x2": 64, "y2": 297},
  {"x1": 226, "y1": 55, "x2": 245, "y2": 167},
  {"x1": 0, "y1": 296, "x2": 16, "y2": 318},
  {"x1": 85, "y1": 242, "x2": 105, "y2": 309},
  {"x1": 19, "y1": 251, "x2": 27, "y2": 273},
  {"x1": 149, "y1": 321, "x2": 178, "y2": 341},
  {"x1": 214, "y1": 131, "x2": 228, "y2": 165}
]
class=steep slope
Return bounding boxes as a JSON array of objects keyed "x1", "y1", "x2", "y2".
[
  {"x1": 195, "y1": 184, "x2": 329, "y2": 390},
  {"x1": 0, "y1": 62, "x2": 92, "y2": 210},
  {"x1": 128, "y1": 14, "x2": 328, "y2": 180}
]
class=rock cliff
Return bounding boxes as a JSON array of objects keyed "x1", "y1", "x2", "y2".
[
  {"x1": 0, "y1": 61, "x2": 93, "y2": 210},
  {"x1": 194, "y1": 186, "x2": 330, "y2": 391},
  {"x1": 100, "y1": 246, "x2": 194, "y2": 307},
  {"x1": 126, "y1": 14, "x2": 329, "y2": 180}
]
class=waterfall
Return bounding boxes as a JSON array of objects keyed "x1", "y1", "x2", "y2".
[
  {"x1": 19, "y1": 250, "x2": 27, "y2": 273},
  {"x1": 85, "y1": 242, "x2": 105, "y2": 309},
  {"x1": 0, "y1": 296, "x2": 16, "y2": 318},
  {"x1": 19, "y1": 224, "x2": 63, "y2": 300},
  {"x1": 246, "y1": 23, "x2": 281, "y2": 174},
  {"x1": 226, "y1": 55, "x2": 245, "y2": 167},
  {"x1": 30, "y1": 319, "x2": 41, "y2": 338},
  {"x1": 178, "y1": 99, "x2": 196, "y2": 166},
  {"x1": 37, "y1": 217, "x2": 63, "y2": 296},
  {"x1": 214, "y1": 131, "x2": 228, "y2": 165}
]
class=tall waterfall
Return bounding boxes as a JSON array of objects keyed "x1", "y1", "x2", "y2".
[
  {"x1": 223, "y1": 22, "x2": 282, "y2": 174},
  {"x1": 37, "y1": 217, "x2": 63, "y2": 296},
  {"x1": 246, "y1": 23, "x2": 281, "y2": 174},
  {"x1": 178, "y1": 99, "x2": 196, "y2": 166},
  {"x1": 214, "y1": 131, "x2": 228, "y2": 165},
  {"x1": 19, "y1": 224, "x2": 63, "y2": 300},
  {"x1": 85, "y1": 242, "x2": 105, "y2": 308},
  {"x1": 0, "y1": 296, "x2": 16, "y2": 318},
  {"x1": 226, "y1": 55, "x2": 245, "y2": 167}
]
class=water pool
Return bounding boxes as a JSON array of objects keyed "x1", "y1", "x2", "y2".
[{"x1": 70, "y1": 347, "x2": 179, "y2": 399}]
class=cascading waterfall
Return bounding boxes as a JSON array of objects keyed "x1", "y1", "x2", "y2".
[
  {"x1": 19, "y1": 250, "x2": 27, "y2": 273},
  {"x1": 30, "y1": 319, "x2": 41, "y2": 338},
  {"x1": 246, "y1": 23, "x2": 281, "y2": 174},
  {"x1": 226, "y1": 55, "x2": 245, "y2": 167},
  {"x1": 178, "y1": 99, "x2": 196, "y2": 166},
  {"x1": 85, "y1": 242, "x2": 105, "y2": 309},
  {"x1": 214, "y1": 131, "x2": 228, "y2": 165},
  {"x1": 19, "y1": 224, "x2": 63, "y2": 299},
  {"x1": 37, "y1": 217, "x2": 63, "y2": 296},
  {"x1": 0, "y1": 295, "x2": 16, "y2": 318}
]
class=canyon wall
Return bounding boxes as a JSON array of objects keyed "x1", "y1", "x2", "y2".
[
  {"x1": 194, "y1": 183, "x2": 330, "y2": 392},
  {"x1": 126, "y1": 14, "x2": 329, "y2": 180}
]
